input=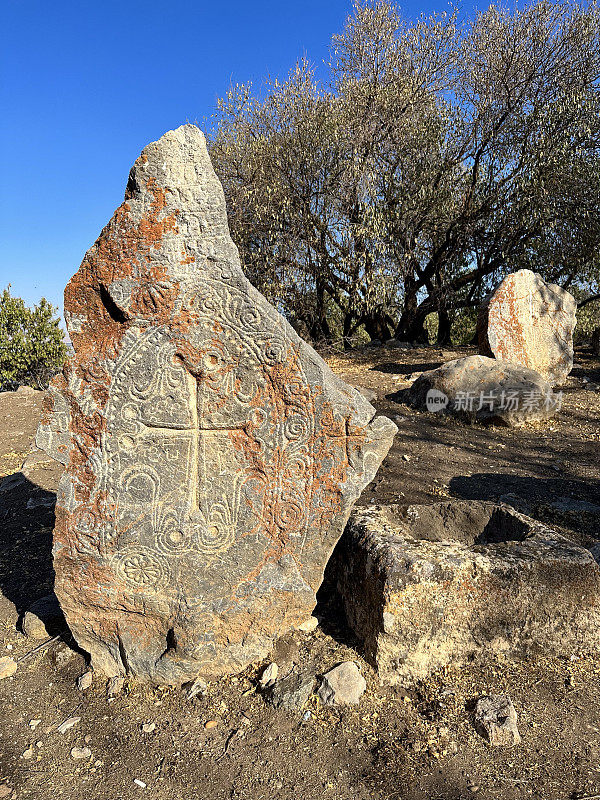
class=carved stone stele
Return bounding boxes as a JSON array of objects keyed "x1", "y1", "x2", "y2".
[{"x1": 36, "y1": 125, "x2": 397, "y2": 684}]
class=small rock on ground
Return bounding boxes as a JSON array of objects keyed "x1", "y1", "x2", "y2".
[
  {"x1": 0, "y1": 656, "x2": 17, "y2": 680},
  {"x1": 107, "y1": 676, "x2": 125, "y2": 697},
  {"x1": 267, "y1": 670, "x2": 314, "y2": 711},
  {"x1": 474, "y1": 695, "x2": 521, "y2": 746},
  {"x1": 70, "y1": 747, "x2": 92, "y2": 760},
  {"x1": 77, "y1": 671, "x2": 93, "y2": 691},
  {"x1": 185, "y1": 676, "x2": 207, "y2": 699},
  {"x1": 296, "y1": 616, "x2": 319, "y2": 633},
  {"x1": 20, "y1": 594, "x2": 64, "y2": 639},
  {"x1": 57, "y1": 716, "x2": 80, "y2": 734},
  {"x1": 317, "y1": 662, "x2": 366, "y2": 706},
  {"x1": 259, "y1": 662, "x2": 278, "y2": 688}
]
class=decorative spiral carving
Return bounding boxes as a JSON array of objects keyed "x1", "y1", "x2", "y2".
[
  {"x1": 191, "y1": 517, "x2": 235, "y2": 556},
  {"x1": 274, "y1": 495, "x2": 305, "y2": 532},
  {"x1": 284, "y1": 413, "x2": 309, "y2": 441}
]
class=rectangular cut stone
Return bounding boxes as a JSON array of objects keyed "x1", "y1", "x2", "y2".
[
  {"x1": 336, "y1": 503, "x2": 600, "y2": 684},
  {"x1": 37, "y1": 125, "x2": 397, "y2": 684}
]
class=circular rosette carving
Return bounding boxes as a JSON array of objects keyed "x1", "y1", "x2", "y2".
[
  {"x1": 185, "y1": 511, "x2": 236, "y2": 557},
  {"x1": 273, "y1": 493, "x2": 306, "y2": 535},
  {"x1": 114, "y1": 548, "x2": 170, "y2": 592},
  {"x1": 188, "y1": 287, "x2": 223, "y2": 319}
]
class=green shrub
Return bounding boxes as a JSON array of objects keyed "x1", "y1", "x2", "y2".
[
  {"x1": 0, "y1": 287, "x2": 67, "y2": 391},
  {"x1": 575, "y1": 300, "x2": 600, "y2": 344},
  {"x1": 451, "y1": 308, "x2": 479, "y2": 346}
]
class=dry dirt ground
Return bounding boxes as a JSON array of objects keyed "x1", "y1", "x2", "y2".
[{"x1": 0, "y1": 344, "x2": 599, "y2": 800}]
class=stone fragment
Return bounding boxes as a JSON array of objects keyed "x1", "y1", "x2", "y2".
[
  {"x1": 20, "y1": 594, "x2": 64, "y2": 639},
  {"x1": 71, "y1": 746, "x2": 92, "y2": 760},
  {"x1": 478, "y1": 269, "x2": 576, "y2": 385},
  {"x1": 57, "y1": 717, "x2": 80, "y2": 734},
  {"x1": 35, "y1": 124, "x2": 396, "y2": 684},
  {"x1": 77, "y1": 671, "x2": 93, "y2": 691},
  {"x1": 267, "y1": 669, "x2": 314, "y2": 710},
  {"x1": 0, "y1": 657, "x2": 17, "y2": 680},
  {"x1": 336, "y1": 503, "x2": 600, "y2": 684},
  {"x1": 141, "y1": 722, "x2": 156, "y2": 733},
  {"x1": 317, "y1": 662, "x2": 366, "y2": 705},
  {"x1": 259, "y1": 662, "x2": 278, "y2": 688},
  {"x1": 21, "y1": 612, "x2": 48, "y2": 640},
  {"x1": 185, "y1": 676, "x2": 207, "y2": 699},
  {"x1": 474, "y1": 695, "x2": 521, "y2": 746},
  {"x1": 296, "y1": 616, "x2": 318, "y2": 633},
  {"x1": 107, "y1": 676, "x2": 124, "y2": 697},
  {"x1": 403, "y1": 355, "x2": 559, "y2": 425}
]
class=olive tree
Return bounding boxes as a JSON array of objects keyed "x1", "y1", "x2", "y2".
[{"x1": 209, "y1": 0, "x2": 600, "y2": 346}]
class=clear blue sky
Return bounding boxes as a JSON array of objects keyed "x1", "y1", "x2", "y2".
[{"x1": 0, "y1": 0, "x2": 479, "y2": 321}]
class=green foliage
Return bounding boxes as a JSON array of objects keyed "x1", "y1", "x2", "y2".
[
  {"x1": 450, "y1": 308, "x2": 479, "y2": 346},
  {"x1": 0, "y1": 287, "x2": 66, "y2": 391},
  {"x1": 575, "y1": 300, "x2": 600, "y2": 344}
]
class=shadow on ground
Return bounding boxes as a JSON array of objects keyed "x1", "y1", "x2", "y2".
[
  {"x1": 450, "y1": 472, "x2": 599, "y2": 505},
  {"x1": 0, "y1": 471, "x2": 61, "y2": 620}
]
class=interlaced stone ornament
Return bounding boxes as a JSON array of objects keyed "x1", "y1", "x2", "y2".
[{"x1": 36, "y1": 125, "x2": 397, "y2": 683}]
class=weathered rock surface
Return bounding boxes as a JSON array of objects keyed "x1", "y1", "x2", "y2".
[
  {"x1": 317, "y1": 662, "x2": 366, "y2": 706},
  {"x1": 478, "y1": 269, "x2": 576, "y2": 385},
  {"x1": 500, "y1": 494, "x2": 600, "y2": 534},
  {"x1": 20, "y1": 594, "x2": 65, "y2": 639},
  {"x1": 0, "y1": 657, "x2": 17, "y2": 680},
  {"x1": 35, "y1": 125, "x2": 397, "y2": 684},
  {"x1": 267, "y1": 669, "x2": 314, "y2": 710},
  {"x1": 474, "y1": 695, "x2": 521, "y2": 746},
  {"x1": 335, "y1": 502, "x2": 600, "y2": 684},
  {"x1": 403, "y1": 355, "x2": 559, "y2": 425}
]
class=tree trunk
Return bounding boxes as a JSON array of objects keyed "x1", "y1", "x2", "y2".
[
  {"x1": 363, "y1": 310, "x2": 392, "y2": 343},
  {"x1": 436, "y1": 306, "x2": 452, "y2": 345},
  {"x1": 342, "y1": 312, "x2": 354, "y2": 351},
  {"x1": 309, "y1": 279, "x2": 331, "y2": 343},
  {"x1": 395, "y1": 274, "x2": 428, "y2": 343}
]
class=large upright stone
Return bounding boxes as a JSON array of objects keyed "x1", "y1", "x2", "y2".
[
  {"x1": 36, "y1": 125, "x2": 397, "y2": 684},
  {"x1": 478, "y1": 269, "x2": 577, "y2": 385}
]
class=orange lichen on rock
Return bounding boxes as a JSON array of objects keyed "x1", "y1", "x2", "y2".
[
  {"x1": 35, "y1": 125, "x2": 397, "y2": 684},
  {"x1": 479, "y1": 269, "x2": 577, "y2": 386}
]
